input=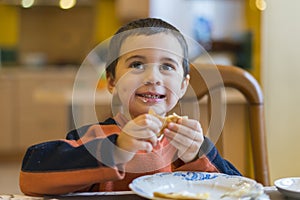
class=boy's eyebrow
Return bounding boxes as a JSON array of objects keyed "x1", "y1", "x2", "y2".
[
  {"x1": 125, "y1": 55, "x2": 180, "y2": 66},
  {"x1": 125, "y1": 55, "x2": 180, "y2": 65},
  {"x1": 161, "y1": 57, "x2": 180, "y2": 66},
  {"x1": 124, "y1": 55, "x2": 145, "y2": 62}
]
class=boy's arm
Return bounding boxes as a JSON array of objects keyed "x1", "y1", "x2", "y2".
[
  {"x1": 172, "y1": 137, "x2": 242, "y2": 176},
  {"x1": 19, "y1": 134, "x2": 125, "y2": 196}
]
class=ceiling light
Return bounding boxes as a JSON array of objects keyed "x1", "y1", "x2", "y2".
[
  {"x1": 21, "y1": 0, "x2": 34, "y2": 8},
  {"x1": 256, "y1": 0, "x2": 267, "y2": 11},
  {"x1": 59, "y1": 0, "x2": 76, "y2": 9}
]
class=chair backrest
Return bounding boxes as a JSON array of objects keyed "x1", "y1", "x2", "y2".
[{"x1": 186, "y1": 64, "x2": 270, "y2": 186}]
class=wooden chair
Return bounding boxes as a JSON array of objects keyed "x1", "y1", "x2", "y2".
[{"x1": 183, "y1": 64, "x2": 270, "y2": 186}]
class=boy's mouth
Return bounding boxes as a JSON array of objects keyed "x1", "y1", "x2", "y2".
[{"x1": 136, "y1": 92, "x2": 166, "y2": 103}]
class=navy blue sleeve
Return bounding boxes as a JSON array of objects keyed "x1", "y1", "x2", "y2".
[
  {"x1": 21, "y1": 134, "x2": 118, "y2": 172},
  {"x1": 199, "y1": 137, "x2": 242, "y2": 176}
]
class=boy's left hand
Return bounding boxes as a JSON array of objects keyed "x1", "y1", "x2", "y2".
[{"x1": 163, "y1": 118, "x2": 204, "y2": 163}]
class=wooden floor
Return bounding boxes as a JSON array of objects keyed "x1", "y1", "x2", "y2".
[{"x1": 0, "y1": 161, "x2": 22, "y2": 194}]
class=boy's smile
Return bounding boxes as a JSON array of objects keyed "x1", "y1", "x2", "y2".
[
  {"x1": 107, "y1": 33, "x2": 189, "y2": 118},
  {"x1": 136, "y1": 91, "x2": 166, "y2": 103}
]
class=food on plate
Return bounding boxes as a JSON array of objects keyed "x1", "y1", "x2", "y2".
[
  {"x1": 148, "y1": 108, "x2": 188, "y2": 138},
  {"x1": 153, "y1": 191, "x2": 209, "y2": 200},
  {"x1": 220, "y1": 181, "x2": 264, "y2": 198}
]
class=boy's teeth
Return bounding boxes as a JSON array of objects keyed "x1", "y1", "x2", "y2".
[{"x1": 143, "y1": 94, "x2": 160, "y2": 98}]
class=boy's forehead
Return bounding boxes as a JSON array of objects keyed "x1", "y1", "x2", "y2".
[{"x1": 119, "y1": 33, "x2": 184, "y2": 58}]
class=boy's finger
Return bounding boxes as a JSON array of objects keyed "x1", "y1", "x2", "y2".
[
  {"x1": 135, "y1": 140, "x2": 153, "y2": 153},
  {"x1": 145, "y1": 132, "x2": 158, "y2": 147},
  {"x1": 178, "y1": 118, "x2": 202, "y2": 132},
  {"x1": 165, "y1": 123, "x2": 203, "y2": 143}
]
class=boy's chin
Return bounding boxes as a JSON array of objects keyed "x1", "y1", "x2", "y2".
[
  {"x1": 129, "y1": 105, "x2": 166, "y2": 117},
  {"x1": 146, "y1": 105, "x2": 167, "y2": 116}
]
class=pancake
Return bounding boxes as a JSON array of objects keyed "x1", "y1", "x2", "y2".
[{"x1": 148, "y1": 108, "x2": 188, "y2": 137}]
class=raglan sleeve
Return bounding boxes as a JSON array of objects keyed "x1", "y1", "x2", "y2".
[
  {"x1": 19, "y1": 132, "x2": 125, "y2": 196},
  {"x1": 172, "y1": 137, "x2": 242, "y2": 176}
]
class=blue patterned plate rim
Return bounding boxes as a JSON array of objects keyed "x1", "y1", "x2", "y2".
[{"x1": 129, "y1": 171, "x2": 257, "y2": 199}]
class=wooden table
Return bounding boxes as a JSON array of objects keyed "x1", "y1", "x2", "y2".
[
  {"x1": 0, "y1": 188, "x2": 289, "y2": 200},
  {"x1": 45, "y1": 189, "x2": 290, "y2": 200},
  {"x1": 1, "y1": 187, "x2": 287, "y2": 200}
]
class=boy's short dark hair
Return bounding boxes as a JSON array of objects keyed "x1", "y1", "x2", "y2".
[{"x1": 106, "y1": 18, "x2": 189, "y2": 78}]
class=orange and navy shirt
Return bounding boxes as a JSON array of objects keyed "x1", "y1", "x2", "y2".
[{"x1": 20, "y1": 118, "x2": 241, "y2": 196}]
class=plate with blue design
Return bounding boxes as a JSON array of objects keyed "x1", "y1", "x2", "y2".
[{"x1": 129, "y1": 171, "x2": 268, "y2": 199}]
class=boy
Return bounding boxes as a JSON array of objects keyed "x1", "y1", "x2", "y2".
[{"x1": 20, "y1": 18, "x2": 240, "y2": 196}]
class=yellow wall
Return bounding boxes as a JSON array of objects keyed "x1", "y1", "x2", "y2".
[
  {"x1": 245, "y1": 0, "x2": 262, "y2": 82},
  {"x1": 93, "y1": 0, "x2": 121, "y2": 43},
  {"x1": 0, "y1": 5, "x2": 19, "y2": 47}
]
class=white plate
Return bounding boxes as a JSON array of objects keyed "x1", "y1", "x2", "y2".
[
  {"x1": 129, "y1": 171, "x2": 267, "y2": 199},
  {"x1": 274, "y1": 177, "x2": 300, "y2": 199}
]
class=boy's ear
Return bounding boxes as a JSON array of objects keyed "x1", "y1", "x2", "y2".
[
  {"x1": 106, "y1": 73, "x2": 116, "y2": 93},
  {"x1": 179, "y1": 74, "x2": 190, "y2": 98}
]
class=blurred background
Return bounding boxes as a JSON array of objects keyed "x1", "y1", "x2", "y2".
[{"x1": 0, "y1": 0, "x2": 299, "y2": 195}]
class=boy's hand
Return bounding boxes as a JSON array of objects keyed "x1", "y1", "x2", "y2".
[
  {"x1": 163, "y1": 118, "x2": 204, "y2": 163},
  {"x1": 114, "y1": 114, "x2": 162, "y2": 164}
]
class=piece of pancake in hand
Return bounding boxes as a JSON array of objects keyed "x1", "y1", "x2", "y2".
[{"x1": 148, "y1": 108, "x2": 188, "y2": 138}]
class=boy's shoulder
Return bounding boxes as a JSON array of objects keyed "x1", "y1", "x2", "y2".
[{"x1": 66, "y1": 118, "x2": 117, "y2": 140}]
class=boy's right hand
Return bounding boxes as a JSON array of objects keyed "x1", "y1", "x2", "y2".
[{"x1": 114, "y1": 114, "x2": 162, "y2": 164}]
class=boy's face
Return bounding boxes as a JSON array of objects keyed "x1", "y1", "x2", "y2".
[{"x1": 107, "y1": 33, "x2": 189, "y2": 118}]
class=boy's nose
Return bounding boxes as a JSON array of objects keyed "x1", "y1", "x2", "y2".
[
  {"x1": 143, "y1": 80, "x2": 161, "y2": 85},
  {"x1": 143, "y1": 64, "x2": 162, "y2": 85}
]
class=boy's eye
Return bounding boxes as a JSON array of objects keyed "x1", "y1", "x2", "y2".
[
  {"x1": 130, "y1": 61, "x2": 144, "y2": 70},
  {"x1": 160, "y1": 63, "x2": 175, "y2": 71}
]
